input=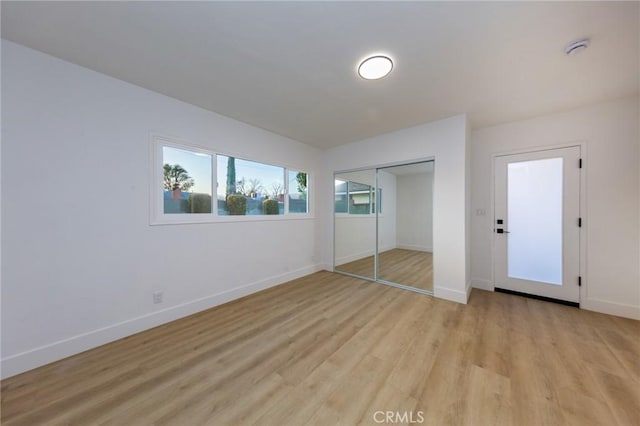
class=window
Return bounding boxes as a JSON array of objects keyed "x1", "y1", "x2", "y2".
[
  {"x1": 152, "y1": 136, "x2": 310, "y2": 224},
  {"x1": 288, "y1": 171, "x2": 308, "y2": 214},
  {"x1": 163, "y1": 146, "x2": 213, "y2": 215},
  {"x1": 334, "y1": 180, "x2": 380, "y2": 215},
  {"x1": 217, "y1": 155, "x2": 285, "y2": 216}
]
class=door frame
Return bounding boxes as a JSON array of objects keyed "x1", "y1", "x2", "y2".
[{"x1": 490, "y1": 141, "x2": 587, "y2": 304}]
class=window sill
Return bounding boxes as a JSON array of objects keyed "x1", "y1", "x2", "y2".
[
  {"x1": 334, "y1": 214, "x2": 384, "y2": 219},
  {"x1": 150, "y1": 214, "x2": 314, "y2": 226}
]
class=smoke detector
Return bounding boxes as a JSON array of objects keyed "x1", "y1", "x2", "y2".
[{"x1": 564, "y1": 38, "x2": 590, "y2": 55}]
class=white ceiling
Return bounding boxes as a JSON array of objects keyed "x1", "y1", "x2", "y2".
[{"x1": 2, "y1": 1, "x2": 638, "y2": 149}]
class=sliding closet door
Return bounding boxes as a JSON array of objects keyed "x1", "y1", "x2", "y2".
[
  {"x1": 334, "y1": 170, "x2": 376, "y2": 280},
  {"x1": 333, "y1": 162, "x2": 434, "y2": 294},
  {"x1": 377, "y1": 162, "x2": 434, "y2": 292}
]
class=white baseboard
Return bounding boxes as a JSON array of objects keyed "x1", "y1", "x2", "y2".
[
  {"x1": 581, "y1": 298, "x2": 640, "y2": 320},
  {"x1": 471, "y1": 278, "x2": 494, "y2": 291},
  {"x1": 379, "y1": 244, "x2": 398, "y2": 253},
  {"x1": 318, "y1": 263, "x2": 333, "y2": 272},
  {"x1": 434, "y1": 285, "x2": 469, "y2": 304},
  {"x1": 396, "y1": 244, "x2": 432, "y2": 253},
  {"x1": 0, "y1": 264, "x2": 322, "y2": 379},
  {"x1": 335, "y1": 250, "x2": 375, "y2": 266}
]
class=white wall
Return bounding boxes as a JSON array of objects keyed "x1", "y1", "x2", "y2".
[
  {"x1": 0, "y1": 39, "x2": 3, "y2": 371},
  {"x1": 1, "y1": 41, "x2": 323, "y2": 378},
  {"x1": 466, "y1": 118, "x2": 472, "y2": 292},
  {"x1": 324, "y1": 114, "x2": 470, "y2": 304},
  {"x1": 396, "y1": 171, "x2": 433, "y2": 252},
  {"x1": 471, "y1": 96, "x2": 640, "y2": 319}
]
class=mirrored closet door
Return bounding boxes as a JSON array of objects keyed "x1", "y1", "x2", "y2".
[
  {"x1": 334, "y1": 170, "x2": 376, "y2": 280},
  {"x1": 333, "y1": 161, "x2": 434, "y2": 294},
  {"x1": 377, "y1": 162, "x2": 434, "y2": 292}
]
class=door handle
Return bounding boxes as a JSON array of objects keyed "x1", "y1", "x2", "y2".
[{"x1": 496, "y1": 228, "x2": 510, "y2": 234}]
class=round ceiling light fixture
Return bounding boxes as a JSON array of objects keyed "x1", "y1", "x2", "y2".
[
  {"x1": 358, "y1": 55, "x2": 394, "y2": 80},
  {"x1": 564, "y1": 38, "x2": 590, "y2": 56}
]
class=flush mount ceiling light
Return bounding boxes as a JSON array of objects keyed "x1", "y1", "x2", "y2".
[
  {"x1": 564, "y1": 38, "x2": 590, "y2": 55},
  {"x1": 358, "y1": 55, "x2": 393, "y2": 80}
]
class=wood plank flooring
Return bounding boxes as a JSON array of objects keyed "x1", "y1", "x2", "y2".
[
  {"x1": 335, "y1": 254, "x2": 375, "y2": 279},
  {"x1": 336, "y1": 249, "x2": 433, "y2": 291},
  {"x1": 2, "y1": 271, "x2": 638, "y2": 425},
  {"x1": 379, "y1": 249, "x2": 432, "y2": 291}
]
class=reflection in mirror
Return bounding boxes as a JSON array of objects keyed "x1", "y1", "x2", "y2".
[
  {"x1": 334, "y1": 170, "x2": 376, "y2": 280},
  {"x1": 378, "y1": 161, "x2": 434, "y2": 292}
]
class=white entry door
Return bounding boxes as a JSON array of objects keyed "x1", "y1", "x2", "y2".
[{"x1": 494, "y1": 146, "x2": 581, "y2": 303}]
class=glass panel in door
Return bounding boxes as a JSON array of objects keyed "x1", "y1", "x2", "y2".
[{"x1": 507, "y1": 158, "x2": 563, "y2": 285}]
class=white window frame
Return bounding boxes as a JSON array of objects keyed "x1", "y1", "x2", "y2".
[
  {"x1": 150, "y1": 134, "x2": 311, "y2": 225},
  {"x1": 334, "y1": 180, "x2": 380, "y2": 217}
]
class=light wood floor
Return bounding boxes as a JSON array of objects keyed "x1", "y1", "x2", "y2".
[
  {"x1": 2, "y1": 271, "x2": 638, "y2": 425},
  {"x1": 336, "y1": 249, "x2": 433, "y2": 291}
]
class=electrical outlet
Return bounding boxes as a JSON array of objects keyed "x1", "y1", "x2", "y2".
[{"x1": 153, "y1": 291, "x2": 163, "y2": 304}]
